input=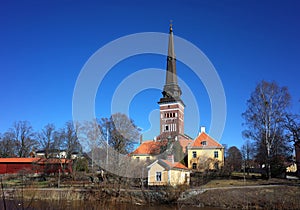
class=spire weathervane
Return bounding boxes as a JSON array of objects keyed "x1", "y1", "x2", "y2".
[{"x1": 169, "y1": 20, "x2": 173, "y2": 32}]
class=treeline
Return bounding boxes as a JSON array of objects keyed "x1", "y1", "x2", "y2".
[
  {"x1": 0, "y1": 113, "x2": 141, "y2": 160},
  {"x1": 226, "y1": 80, "x2": 300, "y2": 178}
]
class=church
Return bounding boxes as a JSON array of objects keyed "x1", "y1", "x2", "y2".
[{"x1": 131, "y1": 24, "x2": 224, "y2": 185}]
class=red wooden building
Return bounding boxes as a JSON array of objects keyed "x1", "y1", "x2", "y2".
[{"x1": 0, "y1": 158, "x2": 72, "y2": 175}]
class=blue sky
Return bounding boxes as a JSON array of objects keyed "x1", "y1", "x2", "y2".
[{"x1": 1, "y1": 0, "x2": 299, "y2": 149}]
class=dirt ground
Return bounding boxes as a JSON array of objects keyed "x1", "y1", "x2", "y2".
[{"x1": 181, "y1": 184, "x2": 300, "y2": 209}]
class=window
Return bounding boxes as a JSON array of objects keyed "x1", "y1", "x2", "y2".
[
  {"x1": 214, "y1": 151, "x2": 218, "y2": 158},
  {"x1": 201, "y1": 141, "x2": 207, "y2": 146},
  {"x1": 192, "y1": 163, "x2": 197, "y2": 169},
  {"x1": 156, "y1": 172, "x2": 162, "y2": 181},
  {"x1": 192, "y1": 151, "x2": 197, "y2": 158},
  {"x1": 146, "y1": 157, "x2": 150, "y2": 162},
  {"x1": 165, "y1": 125, "x2": 169, "y2": 131},
  {"x1": 136, "y1": 157, "x2": 140, "y2": 162}
]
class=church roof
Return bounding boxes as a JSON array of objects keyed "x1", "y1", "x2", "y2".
[
  {"x1": 179, "y1": 139, "x2": 193, "y2": 153},
  {"x1": 191, "y1": 132, "x2": 223, "y2": 148}
]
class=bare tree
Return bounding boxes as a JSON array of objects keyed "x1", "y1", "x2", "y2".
[
  {"x1": 241, "y1": 139, "x2": 254, "y2": 175},
  {"x1": 95, "y1": 113, "x2": 141, "y2": 178},
  {"x1": 99, "y1": 113, "x2": 141, "y2": 155},
  {"x1": 37, "y1": 123, "x2": 56, "y2": 158},
  {"x1": 80, "y1": 119, "x2": 103, "y2": 172},
  {"x1": 60, "y1": 121, "x2": 82, "y2": 159},
  {"x1": 6, "y1": 121, "x2": 38, "y2": 157},
  {"x1": 226, "y1": 146, "x2": 243, "y2": 172},
  {"x1": 0, "y1": 132, "x2": 18, "y2": 157},
  {"x1": 242, "y1": 81, "x2": 291, "y2": 178}
]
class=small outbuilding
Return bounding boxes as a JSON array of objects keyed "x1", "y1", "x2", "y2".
[{"x1": 147, "y1": 159, "x2": 190, "y2": 186}]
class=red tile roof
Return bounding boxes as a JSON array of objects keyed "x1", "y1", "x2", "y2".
[
  {"x1": 160, "y1": 159, "x2": 188, "y2": 170},
  {"x1": 132, "y1": 138, "x2": 193, "y2": 155},
  {"x1": 191, "y1": 132, "x2": 223, "y2": 148},
  {"x1": 131, "y1": 141, "x2": 163, "y2": 155},
  {"x1": 0, "y1": 158, "x2": 40, "y2": 163},
  {"x1": 0, "y1": 158, "x2": 71, "y2": 164}
]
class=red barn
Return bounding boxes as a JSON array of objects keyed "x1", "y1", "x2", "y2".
[{"x1": 0, "y1": 158, "x2": 72, "y2": 175}]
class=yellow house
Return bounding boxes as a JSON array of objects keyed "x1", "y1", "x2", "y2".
[
  {"x1": 147, "y1": 159, "x2": 190, "y2": 186},
  {"x1": 286, "y1": 162, "x2": 297, "y2": 173},
  {"x1": 187, "y1": 128, "x2": 224, "y2": 171},
  {"x1": 131, "y1": 138, "x2": 193, "y2": 162},
  {"x1": 131, "y1": 140, "x2": 161, "y2": 162}
]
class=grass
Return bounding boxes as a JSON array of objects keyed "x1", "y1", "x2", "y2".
[
  {"x1": 181, "y1": 185, "x2": 300, "y2": 209},
  {"x1": 202, "y1": 175, "x2": 300, "y2": 189}
]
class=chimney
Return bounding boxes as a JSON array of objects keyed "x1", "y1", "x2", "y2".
[
  {"x1": 200, "y1": 126, "x2": 206, "y2": 134},
  {"x1": 167, "y1": 154, "x2": 174, "y2": 164},
  {"x1": 153, "y1": 136, "x2": 157, "y2": 142},
  {"x1": 140, "y1": 134, "x2": 143, "y2": 145}
]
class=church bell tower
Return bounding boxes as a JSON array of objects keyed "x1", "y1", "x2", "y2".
[{"x1": 158, "y1": 23, "x2": 185, "y2": 140}]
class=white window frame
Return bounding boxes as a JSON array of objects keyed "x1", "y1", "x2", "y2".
[
  {"x1": 156, "y1": 171, "x2": 162, "y2": 182},
  {"x1": 192, "y1": 151, "x2": 197, "y2": 158},
  {"x1": 214, "y1": 151, "x2": 218, "y2": 158}
]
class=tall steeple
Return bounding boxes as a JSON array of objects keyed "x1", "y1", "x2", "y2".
[
  {"x1": 158, "y1": 23, "x2": 185, "y2": 139},
  {"x1": 159, "y1": 22, "x2": 184, "y2": 105}
]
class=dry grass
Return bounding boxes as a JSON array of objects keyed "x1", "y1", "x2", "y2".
[
  {"x1": 202, "y1": 173, "x2": 299, "y2": 189},
  {"x1": 203, "y1": 179, "x2": 267, "y2": 188},
  {"x1": 182, "y1": 185, "x2": 300, "y2": 209}
]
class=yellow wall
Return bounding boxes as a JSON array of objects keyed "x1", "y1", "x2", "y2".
[
  {"x1": 131, "y1": 155, "x2": 155, "y2": 162},
  {"x1": 286, "y1": 163, "x2": 297, "y2": 173},
  {"x1": 168, "y1": 170, "x2": 190, "y2": 186},
  {"x1": 147, "y1": 161, "x2": 190, "y2": 186},
  {"x1": 147, "y1": 162, "x2": 168, "y2": 185},
  {"x1": 187, "y1": 147, "x2": 224, "y2": 170}
]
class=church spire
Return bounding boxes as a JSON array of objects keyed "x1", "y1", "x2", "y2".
[
  {"x1": 157, "y1": 23, "x2": 185, "y2": 138},
  {"x1": 159, "y1": 22, "x2": 184, "y2": 106}
]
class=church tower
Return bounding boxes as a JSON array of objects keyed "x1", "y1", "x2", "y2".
[{"x1": 158, "y1": 23, "x2": 185, "y2": 140}]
